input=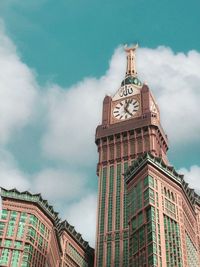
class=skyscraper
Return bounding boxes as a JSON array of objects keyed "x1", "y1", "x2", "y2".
[
  {"x1": 95, "y1": 45, "x2": 168, "y2": 266},
  {"x1": 95, "y1": 45, "x2": 200, "y2": 267}
]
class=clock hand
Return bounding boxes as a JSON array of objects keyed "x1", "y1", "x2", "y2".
[
  {"x1": 124, "y1": 99, "x2": 131, "y2": 110},
  {"x1": 124, "y1": 106, "x2": 132, "y2": 116}
]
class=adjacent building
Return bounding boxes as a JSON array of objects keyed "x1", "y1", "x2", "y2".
[
  {"x1": 125, "y1": 153, "x2": 200, "y2": 267},
  {"x1": 0, "y1": 188, "x2": 94, "y2": 267},
  {"x1": 59, "y1": 220, "x2": 94, "y2": 267}
]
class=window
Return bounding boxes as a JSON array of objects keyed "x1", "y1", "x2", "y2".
[
  {"x1": 99, "y1": 167, "x2": 107, "y2": 234},
  {"x1": 29, "y1": 215, "x2": 38, "y2": 228},
  {"x1": 1, "y1": 209, "x2": 8, "y2": 220},
  {"x1": 144, "y1": 188, "x2": 155, "y2": 206},
  {"x1": 144, "y1": 175, "x2": 154, "y2": 188},
  {"x1": 114, "y1": 241, "x2": 120, "y2": 265},
  {"x1": 28, "y1": 227, "x2": 36, "y2": 239},
  {"x1": 139, "y1": 227, "x2": 145, "y2": 248},
  {"x1": 106, "y1": 243, "x2": 112, "y2": 266},
  {"x1": 10, "y1": 211, "x2": 18, "y2": 221},
  {"x1": 20, "y1": 213, "x2": 27, "y2": 223},
  {"x1": 138, "y1": 212, "x2": 143, "y2": 226},
  {"x1": 17, "y1": 222, "x2": 25, "y2": 239},
  {"x1": 0, "y1": 248, "x2": 10, "y2": 265},
  {"x1": 115, "y1": 164, "x2": 121, "y2": 230},
  {"x1": 132, "y1": 217, "x2": 137, "y2": 231},
  {"x1": 14, "y1": 241, "x2": 22, "y2": 249},
  {"x1": 148, "y1": 243, "x2": 157, "y2": 255},
  {"x1": 6, "y1": 221, "x2": 15, "y2": 237},
  {"x1": 107, "y1": 166, "x2": 114, "y2": 232},
  {"x1": 4, "y1": 239, "x2": 12, "y2": 247},
  {"x1": 0, "y1": 222, "x2": 5, "y2": 236},
  {"x1": 11, "y1": 250, "x2": 20, "y2": 267},
  {"x1": 40, "y1": 223, "x2": 45, "y2": 235}
]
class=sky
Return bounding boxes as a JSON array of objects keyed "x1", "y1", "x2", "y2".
[{"x1": 0, "y1": 0, "x2": 200, "y2": 246}]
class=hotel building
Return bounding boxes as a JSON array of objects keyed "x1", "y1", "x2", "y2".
[
  {"x1": 0, "y1": 188, "x2": 94, "y2": 267},
  {"x1": 125, "y1": 153, "x2": 200, "y2": 267},
  {"x1": 95, "y1": 45, "x2": 200, "y2": 267}
]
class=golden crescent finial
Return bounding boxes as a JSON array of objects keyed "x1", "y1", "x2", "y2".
[
  {"x1": 124, "y1": 43, "x2": 138, "y2": 53},
  {"x1": 124, "y1": 43, "x2": 138, "y2": 77}
]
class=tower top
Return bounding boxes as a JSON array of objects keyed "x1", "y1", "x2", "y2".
[
  {"x1": 120, "y1": 44, "x2": 142, "y2": 87},
  {"x1": 124, "y1": 44, "x2": 138, "y2": 77}
]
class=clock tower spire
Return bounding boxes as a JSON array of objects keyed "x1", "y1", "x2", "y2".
[
  {"x1": 95, "y1": 45, "x2": 169, "y2": 267},
  {"x1": 125, "y1": 44, "x2": 138, "y2": 77}
]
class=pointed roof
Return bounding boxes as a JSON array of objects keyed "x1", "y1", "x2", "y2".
[
  {"x1": 121, "y1": 44, "x2": 143, "y2": 87},
  {"x1": 124, "y1": 153, "x2": 200, "y2": 209},
  {"x1": 112, "y1": 45, "x2": 143, "y2": 101},
  {"x1": 124, "y1": 44, "x2": 138, "y2": 77}
]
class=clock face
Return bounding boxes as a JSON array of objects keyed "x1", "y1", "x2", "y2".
[{"x1": 113, "y1": 98, "x2": 140, "y2": 120}]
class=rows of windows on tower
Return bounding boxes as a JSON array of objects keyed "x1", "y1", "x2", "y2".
[
  {"x1": 94, "y1": 45, "x2": 200, "y2": 267},
  {"x1": 0, "y1": 45, "x2": 199, "y2": 267}
]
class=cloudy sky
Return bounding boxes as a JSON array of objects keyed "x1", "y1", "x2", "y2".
[{"x1": 0, "y1": 0, "x2": 200, "y2": 246}]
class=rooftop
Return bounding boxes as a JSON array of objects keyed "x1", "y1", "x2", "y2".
[
  {"x1": 1, "y1": 187, "x2": 60, "y2": 222},
  {"x1": 0, "y1": 187, "x2": 94, "y2": 251},
  {"x1": 125, "y1": 152, "x2": 200, "y2": 208},
  {"x1": 58, "y1": 220, "x2": 94, "y2": 255}
]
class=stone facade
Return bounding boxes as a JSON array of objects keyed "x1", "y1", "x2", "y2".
[
  {"x1": 125, "y1": 153, "x2": 200, "y2": 267},
  {"x1": 95, "y1": 46, "x2": 168, "y2": 267},
  {"x1": 0, "y1": 188, "x2": 94, "y2": 267},
  {"x1": 95, "y1": 45, "x2": 200, "y2": 267},
  {"x1": 58, "y1": 221, "x2": 94, "y2": 267}
]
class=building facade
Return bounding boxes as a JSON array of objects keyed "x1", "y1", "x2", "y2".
[
  {"x1": 125, "y1": 153, "x2": 200, "y2": 267},
  {"x1": 95, "y1": 45, "x2": 168, "y2": 266},
  {"x1": 95, "y1": 45, "x2": 200, "y2": 267},
  {"x1": 0, "y1": 188, "x2": 94, "y2": 267},
  {"x1": 59, "y1": 220, "x2": 94, "y2": 267}
]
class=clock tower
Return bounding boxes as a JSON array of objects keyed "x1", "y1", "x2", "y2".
[{"x1": 95, "y1": 45, "x2": 168, "y2": 267}]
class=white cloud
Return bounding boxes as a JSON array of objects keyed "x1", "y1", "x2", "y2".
[
  {"x1": 0, "y1": 22, "x2": 99, "y2": 244},
  {"x1": 179, "y1": 165, "x2": 200, "y2": 192},
  {"x1": 33, "y1": 168, "x2": 88, "y2": 201},
  {"x1": 42, "y1": 47, "x2": 125, "y2": 165},
  {"x1": 137, "y1": 47, "x2": 200, "y2": 144},
  {"x1": 65, "y1": 194, "x2": 97, "y2": 246},
  {"x1": 42, "y1": 46, "x2": 200, "y2": 165},
  {"x1": 0, "y1": 150, "x2": 30, "y2": 191},
  {"x1": 0, "y1": 20, "x2": 37, "y2": 143}
]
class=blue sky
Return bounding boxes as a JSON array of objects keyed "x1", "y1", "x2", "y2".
[{"x1": 0, "y1": 0, "x2": 200, "y2": 245}]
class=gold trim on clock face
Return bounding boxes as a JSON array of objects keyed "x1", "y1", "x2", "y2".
[{"x1": 113, "y1": 98, "x2": 140, "y2": 121}]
